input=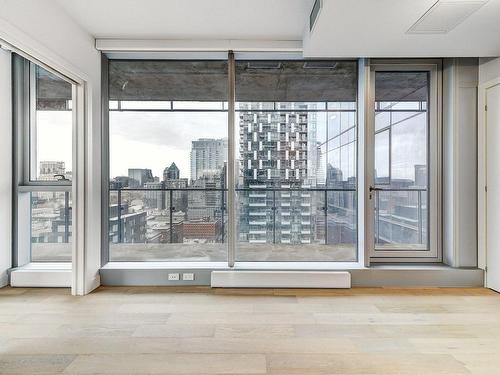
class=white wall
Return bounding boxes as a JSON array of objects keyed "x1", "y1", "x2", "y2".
[
  {"x1": 479, "y1": 57, "x2": 500, "y2": 84},
  {"x1": 0, "y1": 0, "x2": 102, "y2": 294},
  {"x1": 443, "y1": 58, "x2": 478, "y2": 267},
  {"x1": 478, "y1": 57, "x2": 500, "y2": 271},
  {"x1": 0, "y1": 48, "x2": 12, "y2": 287}
]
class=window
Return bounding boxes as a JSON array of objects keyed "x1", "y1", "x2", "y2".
[
  {"x1": 103, "y1": 55, "x2": 442, "y2": 265},
  {"x1": 13, "y1": 54, "x2": 74, "y2": 264},
  {"x1": 368, "y1": 62, "x2": 441, "y2": 261},
  {"x1": 107, "y1": 59, "x2": 228, "y2": 261},
  {"x1": 30, "y1": 65, "x2": 73, "y2": 182},
  {"x1": 234, "y1": 60, "x2": 358, "y2": 261}
]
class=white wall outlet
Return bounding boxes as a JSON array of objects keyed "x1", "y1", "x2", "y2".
[
  {"x1": 182, "y1": 273, "x2": 195, "y2": 281},
  {"x1": 168, "y1": 273, "x2": 180, "y2": 281}
]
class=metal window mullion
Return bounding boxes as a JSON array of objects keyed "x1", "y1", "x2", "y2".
[
  {"x1": 26, "y1": 61, "x2": 35, "y2": 184},
  {"x1": 101, "y1": 54, "x2": 110, "y2": 265},
  {"x1": 18, "y1": 185, "x2": 71, "y2": 193},
  {"x1": 388, "y1": 110, "x2": 392, "y2": 184},
  {"x1": 117, "y1": 189, "x2": 122, "y2": 243},
  {"x1": 169, "y1": 189, "x2": 174, "y2": 243},
  {"x1": 64, "y1": 191, "x2": 70, "y2": 243},
  {"x1": 227, "y1": 51, "x2": 236, "y2": 267}
]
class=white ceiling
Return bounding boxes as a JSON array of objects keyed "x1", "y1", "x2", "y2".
[
  {"x1": 304, "y1": 0, "x2": 500, "y2": 57},
  {"x1": 56, "y1": 0, "x2": 313, "y2": 40},
  {"x1": 56, "y1": 0, "x2": 500, "y2": 57}
]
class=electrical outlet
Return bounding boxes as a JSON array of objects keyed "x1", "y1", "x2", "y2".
[
  {"x1": 168, "y1": 273, "x2": 180, "y2": 281},
  {"x1": 182, "y1": 273, "x2": 195, "y2": 281}
]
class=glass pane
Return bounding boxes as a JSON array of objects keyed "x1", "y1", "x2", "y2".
[
  {"x1": 108, "y1": 60, "x2": 228, "y2": 261},
  {"x1": 375, "y1": 190, "x2": 427, "y2": 249},
  {"x1": 109, "y1": 189, "x2": 227, "y2": 261},
  {"x1": 235, "y1": 60, "x2": 358, "y2": 262},
  {"x1": 375, "y1": 130, "x2": 390, "y2": 183},
  {"x1": 374, "y1": 71, "x2": 429, "y2": 251},
  {"x1": 31, "y1": 191, "x2": 72, "y2": 262},
  {"x1": 326, "y1": 190, "x2": 357, "y2": 261},
  {"x1": 31, "y1": 65, "x2": 73, "y2": 182}
]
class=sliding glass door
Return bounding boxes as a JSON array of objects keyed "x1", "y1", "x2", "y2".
[{"x1": 367, "y1": 61, "x2": 441, "y2": 261}]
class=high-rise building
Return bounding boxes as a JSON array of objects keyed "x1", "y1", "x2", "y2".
[
  {"x1": 238, "y1": 105, "x2": 315, "y2": 244},
  {"x1": 128, "y1": 168, "x2": 154, "y2": 188},
  {"x1": 144, "y1": 181, "x2": 165, "y2": 210},
  {"x1": 188, "y1": 170, "x2": 224, "y2": 221},
  {"x1": 163, "y1": 162, "x2": 180, "y2": 181},
  {"x1": 190, "y1": 138, "x2": 227, "y2": 182},
  {"x1": 164, "y1": 178, "x2": 189, "y2": 214}
]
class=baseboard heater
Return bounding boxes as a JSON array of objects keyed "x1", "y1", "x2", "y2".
[{"x1": 211, "y1": 270, "x2": 351, "y2": 288}]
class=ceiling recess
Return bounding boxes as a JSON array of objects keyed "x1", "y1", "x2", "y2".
[
  {"x1": 407, "y1": 0, "x2": 488, "y2": 34},
  {"x1": 309, "y1": 0, "x2": 323, "y2": 32}
]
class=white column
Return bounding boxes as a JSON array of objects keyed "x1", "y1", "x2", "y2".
[{"x1": 0, "y1": 48, "x2": 12, "y2": 287}]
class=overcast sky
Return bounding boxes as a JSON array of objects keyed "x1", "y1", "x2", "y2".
[
  {"x1": 37, "y1": 108, "x2": 426, "y2": 183},
  {"x1": 110, "y1": 111, "x2": 228, "y2": 179},
  {"x1": 36, "y1": 111, "x2": 72, "y2": 176}
]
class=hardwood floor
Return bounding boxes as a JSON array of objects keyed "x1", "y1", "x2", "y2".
[{"x1": 0, "y1": 286, "x2": 499, "y2": 374}]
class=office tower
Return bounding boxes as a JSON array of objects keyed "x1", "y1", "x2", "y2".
[
  {"x1": 187, "y1": 170, "x2": 224, "y2": 221},
  {"x1": 127, "y1": 168, "x2": 154, "y2": 188},
  {"x1": 164, "y1": 178, "x2": 189, "y2": 214},
  {"x1": 238, "y1": 105, "x2": 315, "y2": 244},
  {"x1": 144, "y1": 181, "x2": 165, "y2": 210},
  {"x1": 190, "y1": 138, "x2": 228, "y2": 182},
  {"x1": 163, "y1": 162, "x2": 180, "y2": 181}
]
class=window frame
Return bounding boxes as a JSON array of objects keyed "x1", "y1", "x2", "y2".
[
  {"x1": 366, "y1": 59, "x2": 442, "y2": 262},
  {"x1": 102, "y1": 53, "x2": 231, "y2": 264},
  {"x1": 25, "y1": 61, "x2": 74, "y2": 187},
  {"x1": 101, "y1": 54, "x2": 443, "y2": 267},
  {"x1": 101, "y1": 52, "x2": 362, "y2": 266},
  {"x1": 12, "y1": 53, "x2": 76, "y2": 267}
]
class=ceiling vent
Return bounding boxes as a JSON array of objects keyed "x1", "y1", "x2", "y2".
[
  {"x1": 303, "y1": 61, "x2": 338, "y2": 69},
  {"x1": 246, "y1": 62, "x2": 282, "y2": 69},
  {"x1": 407, "y1": 0, "x2": 488, "y2": 34},
  {"x1": 310, "y1": 0, "x2": 323, "y2": 32}
]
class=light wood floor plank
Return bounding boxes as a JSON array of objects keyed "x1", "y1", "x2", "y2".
[{"x1": 0, "y1": 286, "x2": 498, "y2": 374}]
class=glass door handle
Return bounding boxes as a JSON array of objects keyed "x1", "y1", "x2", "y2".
[{"x1": 369, "y1": 185, "x2": 382, "y2": 200}]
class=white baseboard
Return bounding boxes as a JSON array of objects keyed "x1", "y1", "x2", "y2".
[
  {"x1": 211, "y1": 270, "x2": 351, "y2": 288},
  {"x1": 10, "y1": 263, "x2": 71, "y2": 287}
]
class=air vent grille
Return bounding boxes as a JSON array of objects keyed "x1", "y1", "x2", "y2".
[
  {"x1": 407, "y1": 0, "x2": 487, "y2": 34},
  {"x1": 303, "y1": 61, "x2": 338, "y2": 69},
  {"x1": 246, "y1": 62, "x2": 282, "y2": 69}
]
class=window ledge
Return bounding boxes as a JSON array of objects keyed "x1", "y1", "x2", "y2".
[
  {"x1": 10, "y1": 262, "x2": 71, "y2": 287},
  {"x1": 101, "y1": 261, "x2": 364, "y2": 270}
]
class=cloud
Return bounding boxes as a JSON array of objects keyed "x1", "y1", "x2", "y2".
[{"x1": 110, "y1": 111, "x2": 228, "y2": 178}]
